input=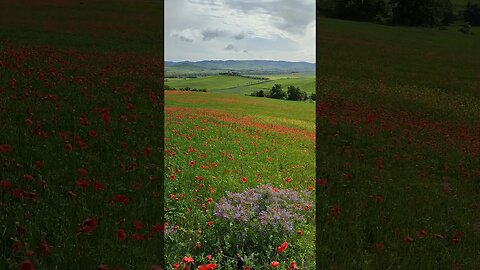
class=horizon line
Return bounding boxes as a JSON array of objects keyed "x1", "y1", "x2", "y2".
[{"x1": 165, "y1": 59, "x2": 316, "y2": 64}]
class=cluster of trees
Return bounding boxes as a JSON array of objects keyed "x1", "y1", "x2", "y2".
[
  {"x1": 318, "y1": 0, "x2": 480, "y2": 27},
  {"x1": 164, "y1": 85, "x2": 207, "y2": 92},
  {"x1": 249, "y1": 84, "x2": 316, "y2": 101},
  {"x1": 219, "y1": 72, "x2": 269, "y2": 80}
]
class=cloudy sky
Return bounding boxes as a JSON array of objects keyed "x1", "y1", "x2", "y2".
[{"x1": 165, "y1": 0, "x2": 315, "y2": 63}]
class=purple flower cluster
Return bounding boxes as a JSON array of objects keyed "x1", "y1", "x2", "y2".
[{"x1": 214, "y1": 184, "x2": 312, "y2": 234}]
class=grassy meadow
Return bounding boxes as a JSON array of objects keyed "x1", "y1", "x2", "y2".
[
  {"x1": 317, "y1": 16, "x2": 480, "y2": 269},
  {"x1": 164, "y1": 91, "x2": 316, "y2": 269},
  {"x1": 165, "y1": 74, "x2": 315, "y2": 96},
  {"x1": 0, "y1": 1, "x2": 163, "y2": 269}
]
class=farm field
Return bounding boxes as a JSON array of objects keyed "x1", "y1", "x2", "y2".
[
  {"x1": 317, "y1": 16, "x2": 480, "y2": 269},
  {"x1": 164, "y1": 91, "x2": 316, "y2": 268},
  {"x1": 165, "y1": 74, "x2": 315, "y2": 95},
  {"x1": 0, "y1": 1, "x2": 164, "y2": 269}
]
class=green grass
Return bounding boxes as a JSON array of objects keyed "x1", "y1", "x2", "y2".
[
  {"x1": 165, "y1": 74, "x2": 315, "y2": 95},
  {"x1": 318, "y1": 16, "x2": 480, "y2": 122},
  {"x1": 0, "y1": 1, "x2": 164, "y2": 269},
  {"x1": 164, "y1": 91, "x2": 315, "y2": 269},
  {"x1": 165, "y1": 75, "x2": 268, "y2": 91},
  {"x1": 317, "y1": 16, "x2": 480, "y2": 269}
]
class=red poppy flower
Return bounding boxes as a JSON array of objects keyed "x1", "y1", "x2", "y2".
[
  {"x1": 206, "y1": 197, "x2": 213, "y2": 204},
  {"x1": 65, "y1": 143, "x2": 73, "y2": 152},
  {"x1": 0, "y1": 180, "x2": 12, "y2": 188},
  {"x1": 114, "y1": 194, "x2": 129, "y2": 206},
  {"x1": 0, "y1": 144, "x2": 12, "y2": 153},
  {"x1": 404, "y1": 235, "x2": 414, "y2": 243},
  {"x1": 375, "y1": 243, "x2": 384, "y2": 251},
  {"x1": 297, "y1": 230, "x2": 302, "y2": 235},
  {"x1": 173, "y1": 263, "x2": 180, "y2": 269},
  {"x1": 417, "y1": 230, "x2": 427, "y2": 238},
  {"x1": 182, "y1": 256, "x2": 194, "y2": 264},
  {"x1": 38, "y1": 239, "x2": 51, "y2": 256},
  {"x1": 330, "y1": 206, "x2": 341, "y2": 217},
  {"x1": 241, "y1": 177, "x2": 247, "y2": 183},
  {"x1": 133, "y1": 221, "x2": 143, "y2": 230},
  {"x1": 198, "y1": 264, "x2": 217, "y2": 270},
  {"x1": 206, "y1": 254, "x2": 212, "y2": 261},
  {"x1": 289, "y1": 261, "x2": 299, "y2": 270},
  {"x1": 277, "y1": 241, "x2": 288, "y2": 253},
  {"x1": 270, "y1": 261, "x2": 280, "y2": 268},
  {"x1": 116, "y1": 229, "x2": 127, "y2": 240},
  {"x1": 88, "y1": 130, "x2": 97, "y2": 137},
  {"x1": 19, "y1": 259, "x2": 34, "y2": 270}
]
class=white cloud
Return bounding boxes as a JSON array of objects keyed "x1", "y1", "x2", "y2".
[{"x1": 165, "y1": 0, "x2": 315, "y2": 62}]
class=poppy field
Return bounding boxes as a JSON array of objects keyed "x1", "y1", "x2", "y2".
[
  {"x1": 316, "y1": 17, "x2": 480, "y2": 269},
  {"x1": 1, "y1": 1, "x2": 164, "y2": 269},
  {"x1": 164, "y1": 91, "x2": 316, "y2": 269}
]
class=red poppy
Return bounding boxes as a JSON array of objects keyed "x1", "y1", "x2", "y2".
[
  {"x1": 270, "y1": 261, "x2": 280, "y2": 268},
  {"x1": 173, "y1": 263, "x2": 180, "y2": 269},
  {"x1": 0, "y1": 180, "x2": 12, "y2": 188},
  {"x1": 198, "y1": 264, "x2": 217, "y2": 270},
  {"x1": 38, "y1": 239, "x2": 51, "y2": 256},
  {"x1": 114, "y1": 194, "x2": 129, "y2": 206},
  {"x1": 289, "y1": 261, "x2": 299, "y2": 270},
  {"x1": 330, "y1": 206, "x2": 341, "y2": 217},
  {"x1": 277, "y1": 241, "x2": 288, "y2": 253},
  {"x1": 206, "y1": 197, "x2": 213, "y2": 204},
  {"x1": 417, "y1": 230, "x2": 427, "y2": 238},
  {"x1": 404, "y1": 235, "x2": 414, "y2": 243},
  {"x1": 133, "y1": 221, "x2": 143, "y2": 230},
  {"x1": 116, "y1": 229, "x2": 127, "y2": 240},
  {"x1": 88, "y1": 130, "x2": 98, "y2": 137},
  {"x1": 0, "y1": 144, "x2": 12, "y2": 153},
  {"x1": 19, "y1": 259, "x2": 34, "y2": 270},
  {"x1": 241, "y1": 177, "x2": 247, "y2": 183},
  {"x1": 65, "y1": 143, "x2": 73, "y2": 152},
  {"x1": 375, "y1": 243, "x2": 384, "y2": 251},
  {"x1": 297, "y1": 230, "x2": 302, "y2": 235},
  {"x1": 206, "y1": 254, "x2": 212, "y2": 261},
  {"x1": 182, "y1": 256, "x2": 194, "y2": 264},
  {"x1": 98, "y1": 264, "x2": 109, "y2": 270}
]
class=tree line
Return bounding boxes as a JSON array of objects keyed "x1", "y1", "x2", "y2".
[
  {"x1": 164, "y1": 85, "x2": 207, "y2": 92},
  {"x1": 249, "y1": 84, "x2": 316, "y2": 101},
  {"x1": 318, "y1": 0, "x2": 480, "y2": 27}
]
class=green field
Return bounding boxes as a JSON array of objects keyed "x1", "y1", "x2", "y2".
[
  {"x1": 317, "y1": 16, "x2": 480, "y2": 269},
  {"x1": 164, "y1": 91, "x2": 316, "y2": 268},
  {"x1": 165, "y1": 74, "x2": 315, "y2": 95},
  {"x1": 0, "y1": 1, "x2": 164, "y2": 269}
]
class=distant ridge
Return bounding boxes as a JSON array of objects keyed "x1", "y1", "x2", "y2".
[{"x1": 165, "y1": 60, "x2": 315, "y2": 73}]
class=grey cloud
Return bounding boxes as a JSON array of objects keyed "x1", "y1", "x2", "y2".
[
  {"x1": 224, "y1": 44, "x2": 236, "y2": 50},
  {"x1": 224, "y1": 0, "x2": 314, "y2": 35},
  {"x1": 234, "y1": 32, "x2": 246, "y2": 40},
  {"x1": 243, "y1": 49, "x2": 248, "y2": 53},
  {"x1": 202, "y1": 29, "x2": 248, "y2": 40},
  {"x1": 172, "y1": 34, "x2": 194, "y2": 42},
  {"x1": 202, "y1": 29, "x2": 230, "y2": 40}
]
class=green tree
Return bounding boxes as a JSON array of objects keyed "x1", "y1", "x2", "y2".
[
  {"x1": 287, "y1": 85, "x2": 302, "y2": 100},
  {"x1": 464, "y1": 2, "x2": 480, "y2": 26},
  {"x1": 269, "y1": 84, "x2": 285, "y2": 99},
  {"x1": 334, "y1": 0, "x2": 388, "y2": 21},
  {"x1": 390, "y1": 0, "x2": 453, "y2": 26}
]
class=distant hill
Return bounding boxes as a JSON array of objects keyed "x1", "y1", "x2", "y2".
[{"x1": 165, "y1": 60, "x2": 315, "y2": 75}]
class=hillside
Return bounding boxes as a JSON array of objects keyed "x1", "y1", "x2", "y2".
[{"x1": 165, "y1": 60, "x2": 316, "y2": 76}]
